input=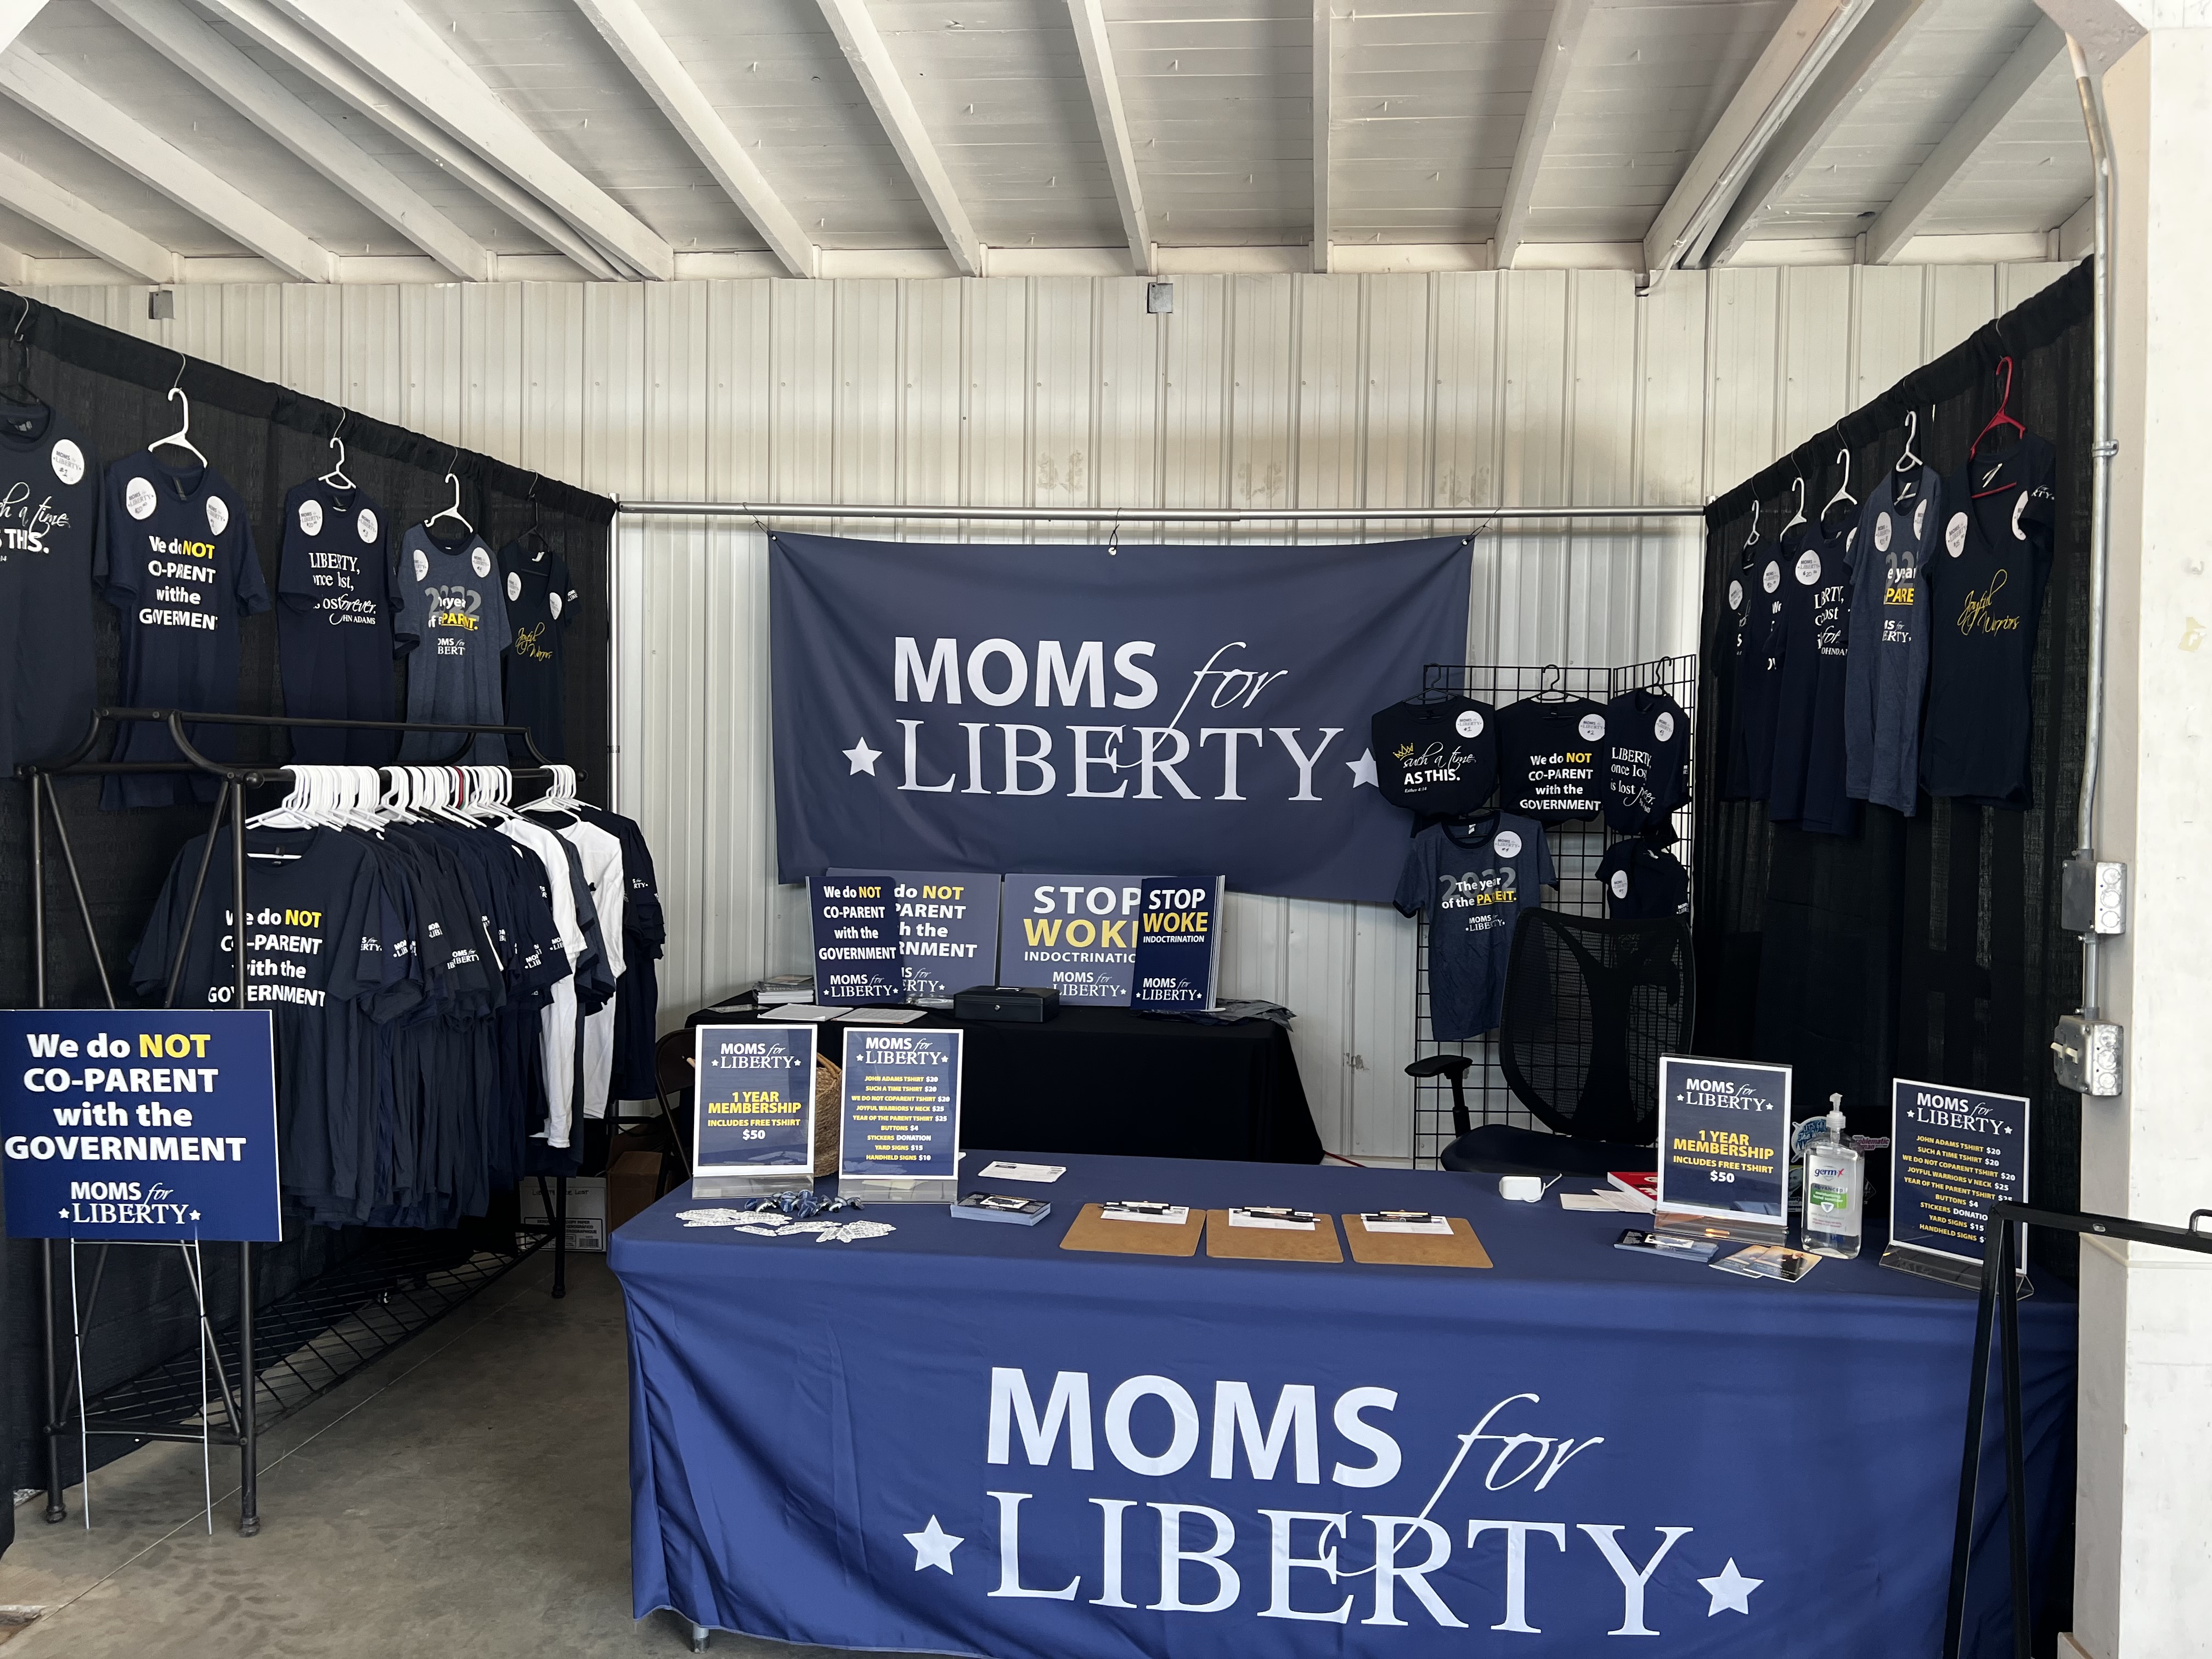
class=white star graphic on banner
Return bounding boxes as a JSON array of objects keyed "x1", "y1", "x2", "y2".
[
  {"x1": 1346, "y1": 748, "x2": 1379, "y2": 788},
  {"x1": 189, "y1": 1210, "x2": 201, "y2": 1221},
  {"x1": 843, "y1": 737, "x2": 882, "y2": 776},
  {"x1": 57, "y1": 1209, "x2": 68, "y2": 1220},
  {"x1": 904, "y1": 1515, "x2": 963, "y2": 1573},
  {"x1": 1697, "y1": 1559, "x2": 1762, "y2": 1616}
]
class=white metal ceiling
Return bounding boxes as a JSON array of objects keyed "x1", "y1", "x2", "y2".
[{"x1": 0, "y1": 0, "x2": 2092, "y2": 284}]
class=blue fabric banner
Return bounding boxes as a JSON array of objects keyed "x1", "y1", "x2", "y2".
[
  {"x1": 614, "y1": 1153, "x2": 2073, "y2": 1659},
  {"x1": 770, "y1": 534, "x2": 1473, "y2": 902}
]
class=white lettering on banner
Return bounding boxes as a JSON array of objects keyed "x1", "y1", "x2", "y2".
[
  {"x1": 1036, "y1": 641, "x2": 1104, "y2": 708},
  {"x1": 896, "y1": 638, "x2": 1159, "y2": 709},
  {"x1": 892, "y1": 720, "x2": 1350, "y2": 801},
  {"x1": 948, "y1": 1370, "x2": 1751, "y2": 1638}
]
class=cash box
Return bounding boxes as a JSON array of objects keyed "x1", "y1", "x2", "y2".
[{"x1": 953, "y1": 985, "x2": 1061, "y2": 1024}]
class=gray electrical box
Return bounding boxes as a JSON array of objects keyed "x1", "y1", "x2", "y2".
[
  {"x1": 2052, "y1": 1014, "x2": 2123, "y2": 1097},
  {"x1": 2061, "y1": 855, "x2": 2126, "y2": 935}
]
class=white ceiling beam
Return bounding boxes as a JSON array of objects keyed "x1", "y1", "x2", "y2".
[
  {"x1": 89, "y1": 0, "x2": 490, "y2": 281},
  {"x1": 571, "y1": 0, "x2": 816, "y2": 278},
  {"x1": 193, "y1": 0, "x2": 623, "y2": 281},
  {"x1": 812, "y1": 0, "x2": 983, "y2": 276},
  {"x1": 1641, "y1": 0, "x2": 1872, "y2": 282},
  {"x1": 1312, "y1": 0, "x2": 1333, "y2": 274},
  {"x1": 1494, "y1": 0, "x2": 1593, "y2": 270},
  {"x1": 264, "y1": 0, "x2": 674, "y2": 280},
  {"x1": 1702, "y1": 0, "x2": 1939, "y2": 268},
  {"x1": 1866, "y1": 16, "x2": 2067, "y2": 265},
  {"x1": 0, "y1": 154, "x2": 177, "y2": 282},
  {"x1": 0, "y1": 47, "x2": 334, "y2": 280},
  {"x1": 1064, "y1": 0, "x2": 1150, "y2": 275},
  {"x1": 0, "y1": 0, "x2": 50, "y2": 54}
]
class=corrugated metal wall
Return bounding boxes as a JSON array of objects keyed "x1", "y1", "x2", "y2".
[{"x1": 24, "y1": 261, "x2": 2073, "y2": 1158}]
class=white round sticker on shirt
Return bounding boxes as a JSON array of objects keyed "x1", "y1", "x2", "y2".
[
  {"x1": 1795, "y1": 549, "x2": 1821, "y2": 585},
  {"x1": 1727, "y1": 579, "x2": 1744, "y2": 612},
  {"x1": 506, "y1": 572, "x2": 522, "y2": 602},
  {"x1": 1914, "y1": 499, "x2": 1929, "y2": 539},
  {"x1": 1577, "y1": 713, "x2": 1605, "y2": 742},
  {"x1": 471, "y1": 546, "x2": 493, "y2": 579},
  {"x1": 357, "y1": 508, "x2": 379, "y2": 544},
  {"x1": 298, "y1": 499, "x2": 324, "y2": 537},
  {"x1": 206, "y1": 496, "x2": 229, "y2": 535},
  {"x1": 2012, "y1": 492, "x2": 2029, "y2": 541},
  {"x1": 1945, "y1": 512, "x2": 1969, "y2": 558},
  {"x1": 1654, "y1": 712, "x2": 1675, "y2": 743},
  {"x1": 548, "y1": 592, "x2": 563, "y2": 619},
  {"x1": 1873, "y1": 512, "x2": 1892, "y2": 554},
  {"x1": 1493, "y1": 830, "x2": 1522, "y2": 859},
  {"x1": 1454, "y1": 709, "x2": 1483, "y2": 738},
  {"x1": 412, "y1": 547, "x2": 430, "y2": 582},
  {"x1": 124, "y1": 477, "x2": 155, "y2": 521},
  {"x1": 1762, "y1": 561, "x2": 1781, "y2": 594},
  {"x1": 50, "y1": 439, "x2": 83, "y2": 485},
  {"x1": 1610, "y1": 870, "x2": 1629, "y2": 899}
]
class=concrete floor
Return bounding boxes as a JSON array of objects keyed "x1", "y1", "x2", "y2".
[{"x1": 0, "y1": 1250, "x2": 859, "y2": 1659}]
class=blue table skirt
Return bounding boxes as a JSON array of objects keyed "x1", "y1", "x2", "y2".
[{"x1": 610, "y1": 1152, "x2": 2073, "y2": 1658}]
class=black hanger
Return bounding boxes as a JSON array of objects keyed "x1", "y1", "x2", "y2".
[
  {"x1": 0, "y1": 298, "x2": 35, "y2": 403},
  {"x1": 524, "y1": 476, "x2": 553, "y2": 556},
  {"x1": 1532, "y1": 664, "x2": 1570, "y2": 702}
]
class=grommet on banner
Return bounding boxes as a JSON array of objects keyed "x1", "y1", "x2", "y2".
[{"x1": 1105, "y1": 510, "x2": 1120, "y2": 557}]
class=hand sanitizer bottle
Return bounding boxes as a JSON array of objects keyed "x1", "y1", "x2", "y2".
[{"x1": 1802, "y1": 1094, "x2": 1864, "y2": 1259}]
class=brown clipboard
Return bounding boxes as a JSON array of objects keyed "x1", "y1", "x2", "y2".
[
  {"x1": 1060, "y1": 1201, "x2": 1205, "y2": 1257},
  {"x1": 1204, "y1": 1210, "x2": 1344, "y2": 1263},
  {"x1": 1340, "y1": 1214, "x2": 1492, "y2": 1268}
]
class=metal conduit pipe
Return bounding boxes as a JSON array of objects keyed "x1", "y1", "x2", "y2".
[
  {"x1": 611, "y1": 501, "x2": 1708, "y2": 523},
  {"x1": 2069, "y1": 33, "x2": 2117, "y2": 1020}
]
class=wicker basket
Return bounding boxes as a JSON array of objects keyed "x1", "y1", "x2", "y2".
[{"x1": 813, "y1": 1054, "x2": 842, "y2": 1176}]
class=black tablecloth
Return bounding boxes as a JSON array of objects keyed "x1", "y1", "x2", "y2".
[{"x1": 686, "y1": 1003, "x2": 1320, "y2": 1163}]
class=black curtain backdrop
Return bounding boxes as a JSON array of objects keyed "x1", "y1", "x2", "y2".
[
  {"x1": 0, "y1": 290, "x2": 614, "y2": 1543},
  {"x1": 1694, "y1": 261, "x2": 2091, "y2": 1277}
]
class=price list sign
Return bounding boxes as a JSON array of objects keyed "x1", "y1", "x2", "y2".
[
  {"x1": 1655, "y1": 1055, "x2": 1790, "y2": 1244},
  {"x1": 839, "y1": 1028, "x2": 962, "y2": 1181},
  {"x1": 1887, "y1": 1077, "x2": 2029, "y2": 1271}
]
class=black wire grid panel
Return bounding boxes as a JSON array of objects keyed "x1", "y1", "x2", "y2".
[
  {"x1": 72, "y1": 1231, "x2": 548, "y2": 1461},
  {"x1": 1409, "y1": 654, "x2": 1699, "y2": 1167}
]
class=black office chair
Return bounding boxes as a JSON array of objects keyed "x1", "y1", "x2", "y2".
[{"x1": 1424, "y1": 909, "x2": 1695, "y2": 1177}]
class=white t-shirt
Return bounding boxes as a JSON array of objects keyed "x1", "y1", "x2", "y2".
[
  {"x1": 501, "y1": 816, "x2": 588, "y2": 1147},
  {"x1": 557, "y1": 818, "x2": 627, "y2": 1121}
]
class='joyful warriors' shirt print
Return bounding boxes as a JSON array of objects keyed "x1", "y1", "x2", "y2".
[{"x1": 1395, "y1": 810, "x2": 1555, "y2": 1040}]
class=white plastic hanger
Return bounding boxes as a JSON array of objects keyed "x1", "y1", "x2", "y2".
[
  {"x1": 320, "y1": 413, "x2": 355, "y2": 490},
  {"x1": 246, "y1": 767, "x2": 317, "y2": 830},
  {"x1": 150, "y1": 362, "x2": 207, "y2": 467},
  {"x1": 1742, "y1": 499, "x2": 1761, "y2": 551},
  {"x1": 426, "y1": 464, "x2": 472, "y2": 535},
  {"x1": 1822, "y1": 448, "x2": 1856, "y2": 518},
  {"x1": 1782, "y1": 475, "x2": 1808, "y2": 533},
  {"x1": 523, "y1": 763, "x2": 583, "y2": 817},
  {"x1": 1895, "y1": 409, "x2": 1923, "y2": 475}
]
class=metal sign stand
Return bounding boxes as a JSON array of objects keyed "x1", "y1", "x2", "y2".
[
  {"x1": 24, "y1": 705, "x2": 571, "y2": 1536},
  {"x1": 1942, "y1": 1200, "x2": 2212, "y2": 1659}
]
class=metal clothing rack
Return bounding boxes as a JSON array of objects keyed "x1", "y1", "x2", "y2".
[
  {"x1": 1408, "y1": 654, "x2": 1700, "y2": 1166},
  {"x1": 20, "y1": 706, "x2": 576, "y2": 1537}
]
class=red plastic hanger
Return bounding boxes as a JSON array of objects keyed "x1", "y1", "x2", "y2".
[{"x1": 1968, "y1": 356, "x2": 2026, "y2": 487}]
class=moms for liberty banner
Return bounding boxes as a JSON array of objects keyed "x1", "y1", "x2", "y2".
[{"x1": 770, "y1": 534, "x2": 1472, "y2": 902}]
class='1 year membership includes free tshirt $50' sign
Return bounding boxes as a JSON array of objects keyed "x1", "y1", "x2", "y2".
[{"x1": 0, "y1": 1010, "x2": 282, "y2": 1242}]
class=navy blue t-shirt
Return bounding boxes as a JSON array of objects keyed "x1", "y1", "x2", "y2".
[
  {"x1": 1767, "y1": 516, "x2": 1859, "y2": 837},
  {"x1": 95, "y1": 449, "x2": 270, "y2": 808},
  {"x1": 1724, "y1": 539, "x2": 1787, "y2": 801},
  {"x1": 499, "y1": 538, "x2": 577, "y2": 762},
  {"x1": 278, "y1": 479, "x2": 396, "y2": 764},
  {"x1": 1395, "y1": 811, "x2": 1555, "y2": 1041},
  {"x1": 1600, "y1": 689, "x2": 1688, "y2": 833},
  {"x1": 1596, "y1": 838, "x2": 1690, "y2": 920},
  {"x1": 0, "y1": 398, "x2": 99, "y2": 775}
]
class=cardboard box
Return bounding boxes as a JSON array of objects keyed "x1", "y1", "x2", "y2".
[
  {"x1": 519, "y1": 1176, "x2": 607, "y2": 1253},
  {"x1": 607, "y1": 1150, "x2": 664, "y2": 1235}
]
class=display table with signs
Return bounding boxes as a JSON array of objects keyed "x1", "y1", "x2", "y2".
[
  {"x1": 611, "y1": 1152, "x2": 2072, "y2": 1659},
  {"x1": 687, "y1": 1005, "x2": 1322, "y2": 1164}
]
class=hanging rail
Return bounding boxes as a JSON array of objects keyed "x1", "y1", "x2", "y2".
[
  {"x1": 612, "y1": 500, "x2": 1708, "y2": 523},
  {"x1": 22, "y1": 707, "x2": 579, "y2": 1537}
]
